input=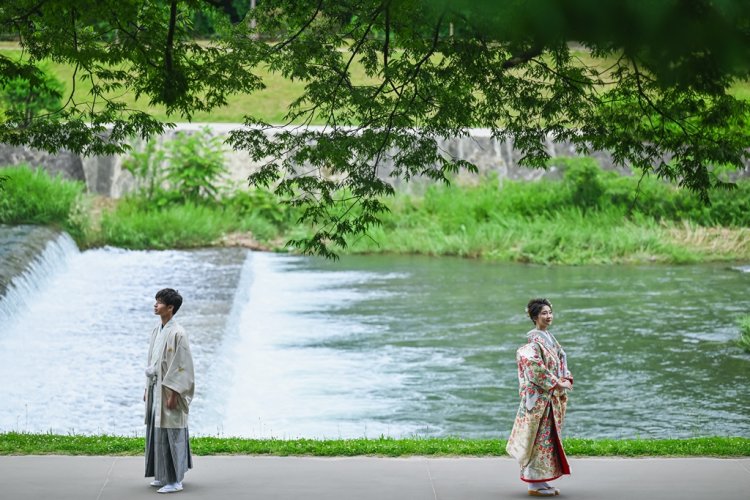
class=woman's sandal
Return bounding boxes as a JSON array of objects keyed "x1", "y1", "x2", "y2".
[
  {"x1": 527, "y1": 488, "x2": 555, "y2": 497},
  {"x1": 527, "y1": 486, "x2": 560, "y2": 496}
]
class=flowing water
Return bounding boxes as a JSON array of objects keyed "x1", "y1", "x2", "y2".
[{"x1": 1, "y1": 236, "x2": 748, "y2": 439}]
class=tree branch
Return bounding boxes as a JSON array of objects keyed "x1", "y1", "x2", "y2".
[
  {"x1": 501, "y1": 46, "x2": 543, "y2": 70},
  {"x1": 630, "y1": 57, "x2": 696, "y2": 146},
  {"x1": 273, "y1": 0, "x2": 324, "y2": 52},
  {"x1": 5, "y1": 0, "x2": 48, "y2": 24},
  {"x1": 383, "y1": 2, "x2": 390, "y2": 70},
  {"x1": 165, "y1": 0, "x2": 178, "y2": 74}
]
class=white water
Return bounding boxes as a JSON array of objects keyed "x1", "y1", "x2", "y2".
[
  {"x1": 0, "y1": 233, "x2": 79, "y2": 327},
  {"x1": 0, "y1": 247, "x2": 414, "y2": 437},
  {"x1": 219, "y1": 252, "x2": 415, "y2": 438},
  {"x1": 0, "y1": 246, "x2": 248, "y2": 436}
]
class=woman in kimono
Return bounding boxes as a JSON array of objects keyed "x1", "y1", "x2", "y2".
[
  {"x1": 506, "y1": 298, "x2": 573, "y2": 497},
  {"x1": 144, "y1": 288, "x2": 195, "y2": 494}
]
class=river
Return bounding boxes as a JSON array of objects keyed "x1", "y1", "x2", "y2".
[{"x1": 1, "y1": 238, "x2": 748, "y2": 438}]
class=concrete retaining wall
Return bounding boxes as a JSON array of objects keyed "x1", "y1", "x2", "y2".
[{"x1": 1, "y1": 123, "x2": 746, "y2": 197}]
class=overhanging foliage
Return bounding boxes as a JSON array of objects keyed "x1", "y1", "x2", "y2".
[{"x1": 1, "y1": 1, "x2": 749, "y2": 256}]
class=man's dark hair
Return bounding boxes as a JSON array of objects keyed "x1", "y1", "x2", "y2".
[
  {"x1": 156, "y1": 288, "x2": 183, "y2": 315},
  {"x1": 526, "y1": 298, "x2": 552, "y2": 323}
]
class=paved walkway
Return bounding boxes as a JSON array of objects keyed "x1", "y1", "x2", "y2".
[{"x1": 0, "y1": 456, "x2": 748, "y2": 499}]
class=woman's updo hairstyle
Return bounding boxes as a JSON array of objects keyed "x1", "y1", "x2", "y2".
[{"x1": 526, "y1": 298, "x2": 552, "y2": 324}]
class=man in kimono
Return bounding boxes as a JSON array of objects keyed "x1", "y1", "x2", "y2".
[
  {"x1": 506, "y1": 298, "x2": 573, "y2": 497},
  {"x1": 144, "y1": 288, "x2": 195, "y2": 494}
]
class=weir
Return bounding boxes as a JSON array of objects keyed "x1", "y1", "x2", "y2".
[
  {"x1": 197, "y1": 249, "x2": 256, "y2": 434},
  {"x1": 0, "y1": 225, "x2": 79, "y2": 328},
  {"x1": 0, "y1": 238, "x2": 251, "y2": 435}
]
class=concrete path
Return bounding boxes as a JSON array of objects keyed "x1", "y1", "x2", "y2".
[{"x1": 0, "y1": 456, "x2": 748, "y2": 500}]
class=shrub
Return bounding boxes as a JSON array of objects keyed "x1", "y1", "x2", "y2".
[
  {"x1": 121, "y1": 139, "x2": 166, "y2": 202},
  {"x1": 122, "y1": 127, "x2": 228, "y2": 205},
  {"x1": 224, "y1": 188, "x2": 292, "y2": 224},
  {"x1": 560, "y1": 157, "x2": 607, "y2": 210},
  {"x1": 701, "y1": 183, "x2": 750, "y2": 227},
  {"x1": 0, "y1": 63, "x2": 64, "y2": 124},
  {"x1": 166, "y1": 128, "x2": 228, "y2": 204}
]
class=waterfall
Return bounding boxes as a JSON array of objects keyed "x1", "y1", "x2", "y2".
[
  {"x1": 0, "y1": 229, "x2": 79, "y2": 330},
  {"x1": 197, "y1": 250, "x2": 255, "y2": 435}
]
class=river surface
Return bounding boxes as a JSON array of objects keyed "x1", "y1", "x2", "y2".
[{"x1": 1, "y1": 241, "x2": 749, "y2": 438}]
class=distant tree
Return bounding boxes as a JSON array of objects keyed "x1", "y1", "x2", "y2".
[
  {"x1": 0, "y1": 0, "x2": 262, "y2": 156},
  {"x1": 1, "y1": 0, "x2": 749, "y2": 256},
  {"x1": 0, "y1": 64, "x2": 64, "y2": 126}
]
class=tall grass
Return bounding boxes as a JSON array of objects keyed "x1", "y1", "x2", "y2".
[
  {"x1": 3, "y1": 161, "x2": 749, "y2": 264},
  {"x1": 96, "y1": 188, "x2": 300, "y2": 250},
  {"x1": 346, "y1": 164, "x2": 750, "y2": 264},
  {"x1": 352, "y1": 205, "x2": 698, "y2": 264},
  {"x1": 0, "y1": 165, "x2": 89, "y2": 242},
  {"x1": 667, "y1": 222, "x2": 750, "y2": 257},
  {"x1": 99, "y1": 200, "x2": 231, "y2": 249},
  {"x1": 738, "y1": 316, "x2": 750, "y2": 352}
]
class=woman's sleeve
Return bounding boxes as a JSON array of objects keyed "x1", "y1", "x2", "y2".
[{"x1": 517, "y1": 342, "x2": 559, "y2": 392}]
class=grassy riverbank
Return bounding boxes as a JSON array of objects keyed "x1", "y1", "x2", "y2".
[
  {"x1": 0, "y1": 165, "x2": 90, "y2": 242},
  {"x1": 0, "y1": 165, "x2": 301, "y2": 251},
  {"x1": 347, "y1": 178, "x2": 750, "y2": 264},
  {"x1": 1, "y1": 433, "x2": 748, "y2": 457},
  {"x1": 1, "y1": 161, "x2": 749, "y2": 264}
]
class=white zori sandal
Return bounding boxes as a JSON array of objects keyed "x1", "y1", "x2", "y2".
[
  {"x1": 528, "y1": 486, "x2": 560, "y2": 496},
  {"x1": 157, "y1": 482, "x2": 183, "y2": 494}
]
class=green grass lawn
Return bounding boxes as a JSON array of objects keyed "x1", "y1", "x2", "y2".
[
  {"x1": 2, "y1": 43, "x2": 748, "y2": 125},
  {"x1": 2, "y1": 53, "x2": 308, "y2": 124},
  {"x1": 0, "y1": 42, "x2": 377, "y2": 124},
  {"x1": 1, "y1": 433, "x2": 748, "y2": 457}
]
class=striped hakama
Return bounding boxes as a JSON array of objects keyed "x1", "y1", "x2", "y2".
[{"x1": 145, "y1": 384, "x2": 193, "y2": 483}]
